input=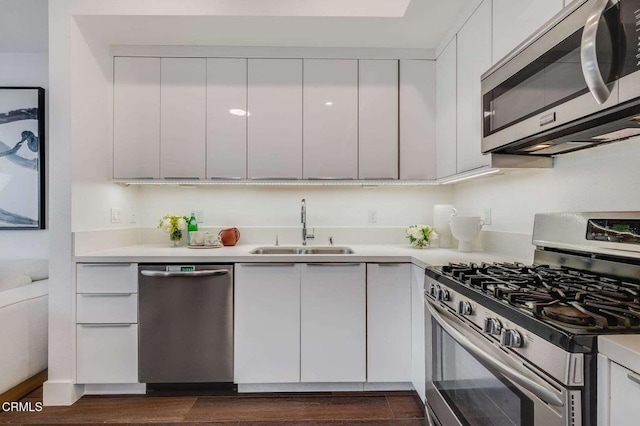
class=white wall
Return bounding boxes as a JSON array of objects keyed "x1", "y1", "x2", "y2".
[
  {"x1": 453, "y1": 138, "x2": 640, "y2": 235},
  {"x1": 0, "y1": 52, "x2": 48, "y2": 258},
  {"x1": 134, "y1": 186, "x2": 452, "y2": 229}
]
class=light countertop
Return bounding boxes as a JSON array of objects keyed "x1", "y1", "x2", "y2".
[
  {"x1": 599, "y1": 335, "x2": 640, "y2": 374},
  {"x1": 74, "y1": 244, "x2": 525, "y2": 269}
]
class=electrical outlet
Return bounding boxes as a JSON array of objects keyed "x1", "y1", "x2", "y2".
[
  {"x1": 110, "y1": 207, "x2": 122, "y2": 224},
  {"x1": 368, "y1": 210, "x2": 378, "y2": 224},
  {"x1": 195, "y1": 210, "x2": 204, "y2": 223},
  {"x1": 483, "y1": 208, "x2": 492, "y2": 225},
  {"x1": 129, "y1": 210, "x2": 137, "y2": 224}
]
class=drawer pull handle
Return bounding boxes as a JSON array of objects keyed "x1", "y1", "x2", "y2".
[
  {"x1": 81, "y1": 263, "x2": 132, "y2": 267},
  {"x1": 307, "y1": 263, "x2": 361, "y2": 267},
  {"x1": 80, "y1": 293, "x2": 133, "y2": 297},
  {"x1": 627, "y1": 373, "x2": 640, "y2": 386},
  {"x1": 79, "y1": 324, "x2": 133, "y2": 328},
  {"x1": 240, "y1": 263, "x2": 296, "y2": 267}
]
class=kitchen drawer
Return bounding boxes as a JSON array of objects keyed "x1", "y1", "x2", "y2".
[
  {"x1": 76, "y1": 324, "x2": 138, "y2": 384},
  {"x1": 77, "y1": 293, "x2": 138, "y2": 324},
  {"x1": 77, "y1": 263, "x2": 137, "y2": 294}
]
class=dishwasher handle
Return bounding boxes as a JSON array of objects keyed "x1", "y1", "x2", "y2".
[{"x1": 140, "y1": 269, "x2": 229, "y2": 278}]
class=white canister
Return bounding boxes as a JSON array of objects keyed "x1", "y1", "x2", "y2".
[{"x1": 433, "y1": 205, "x2": 457, "y2": 248}]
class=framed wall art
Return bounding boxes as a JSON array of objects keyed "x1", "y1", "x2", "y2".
[{"x1": 0, "y1": 87, "x2": 45, "y2": 229}]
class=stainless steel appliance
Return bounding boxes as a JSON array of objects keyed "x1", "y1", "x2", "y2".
[
  {"x1": 138, "y1": 264, "x2": 233, "y2": 384},
  {"x1": 482, "y1": 0, "x2": 640, "y2": 156},
  {"x1": 424, "y1": 212, "x2": 640, "y2": 426}
]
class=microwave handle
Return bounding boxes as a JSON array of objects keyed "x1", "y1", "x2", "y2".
[
  {"x1": 424, "y1": 296, "x2": 565, "y2": 408},
  {"x1": 580, "y1": 0, "x2": 613, "y2": 105}
]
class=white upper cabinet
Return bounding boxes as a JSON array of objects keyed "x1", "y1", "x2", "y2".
[
  {"x1": 301, "y1": 263, "x2": 366, "y2": 382},
  {"x1": 358, "y1": 60, "x2": 399, "y2": 179},
  {"x1": 303, "y1": 59, "x2": 358, "y2": 179},
  {"x1": 160, "y1": 58, "x2": 207, "y2": 179},
  {"x1": 247, "y1": 59, "x2": 303, "y2": 179},
  {"x1": 457, "y1": 0, "x2": 492, "y2": 173},
  {"x1": 113, "y1": 57, "x2": 161, "y2": 179},
  {"x1": 399, "y1": 60, "x2": 436, "y2": 180},
  {"x1": 206, "y1": 58, "x2": 247, "y2": 179},
  {"x1": 436, "y1": 37, "x2": 458, "y2": 179},
  {"x1": 492, "y1": 0, "x2": 564, "y2": 64}
]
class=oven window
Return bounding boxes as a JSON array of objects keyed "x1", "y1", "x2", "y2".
[
  {"x1": 483, "y1": 4, "x2": 618, "y2": 138},
  {"x1": 433, "y1": 326, "x2": 534, "y2": 426}
]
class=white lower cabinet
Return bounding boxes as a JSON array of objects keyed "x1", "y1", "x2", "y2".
[
  {"x1": 410, "y1": 265, "x2": 426, "y2": 401},
  {"x1": 599, "y1": 354, "x2": 640, "y2": 426},
  {"x1": 301, "y1": 263, "x2": 366, "y2": 382},
  {"x1": 234, "y1": 263, "x2": 301, "y2": 383},
  {"x1": 367, "y1": 264, "x2": 411, "y2": 382},
  {"x1": 76, "y1": 324, "x2": 138, "y2": 384}
]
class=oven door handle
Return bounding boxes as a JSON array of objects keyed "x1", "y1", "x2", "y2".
[
  {"x1": 580, "y1": 0, "x2": 613, "y2": 105},
  {"x1": 425, "y1": 297, "x2": 564, "y2": 408}
]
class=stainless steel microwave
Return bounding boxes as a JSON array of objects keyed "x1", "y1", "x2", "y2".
[{"x1": 481, "y1": 0, "x2": 640, "y2": 156}]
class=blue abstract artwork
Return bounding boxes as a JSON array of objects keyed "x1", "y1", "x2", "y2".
[{"x1": 0, "y1": 88, "x2": 45, "y2": 229}]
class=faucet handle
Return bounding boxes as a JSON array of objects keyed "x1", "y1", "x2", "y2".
[
  {"x1": 329, "y1": 236, "x2": 334, "y2": 246},
  {"x1": 275, "y1": 235, "x2": 279, "y2": 246},
  {"x1": 307, "y1": 228, "x2": 315, "y2": 240}
]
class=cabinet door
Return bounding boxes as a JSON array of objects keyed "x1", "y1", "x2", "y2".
[
  {"x1": 76, "y1": 324, "x2": 138, "y2": 384},
  {"x1": 358, "y1": 60, "x2": 399, "y2": 179},
  {"x1": 303, "y1": 59, "x2": 358, "y2": 179},
  {"x1": 410, "y1": 265, "x2": 426, "y2": 402},
  {"x1": 367, "y1": 264, "x2": 411, "y2": 383},
  {"x1": 160, "y1": 58, "x2": 206, "y2": 179},
  {"x1": 436, "y1": 37, "x2": 458, "y2": 179},
  {"x1": 399, "y1": 60, "x2": 436, "y2": 180},
  {"x1": 247, "y1": 59, "x2": 303, "y2": 179},
  {"x1": 457, "y1": 0, "x2": 492, "y2": 173},
  {"x1": 113, "y1": 57, "x2": 160, "y2": 179},
  {"x1": 610, "y1": 362, "x2": 640, "y2": 426},
  {"x1": 206, "y1": 58, "x2": 247, "y2": 179},
  {"x1": 234, "y1": 264, "x2": 301, "y2": 383},
  {"x1": 301, "y1": 263, "x2": 366, "y2": 382},
  {"x1": 492, "y1": 0, "x2": 563, "y2": 64}
]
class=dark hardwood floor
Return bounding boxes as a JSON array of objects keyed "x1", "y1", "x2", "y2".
[{"x1": 0, "y1": 387, "x2": 426, "y2": 425}]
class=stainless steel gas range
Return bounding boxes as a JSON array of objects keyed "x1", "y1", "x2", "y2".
[{"x1": 424, "y1": 212, "x2": 640, "y2": 426}]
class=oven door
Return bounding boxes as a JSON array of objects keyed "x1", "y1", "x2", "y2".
[
  {"x1": 481, "y1": 0, "x2": 620, "y2": 155},
  {"x1": 424, "y1": 295, "x2": 573, "y2": 426}
]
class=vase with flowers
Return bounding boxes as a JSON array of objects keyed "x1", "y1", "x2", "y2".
[
  {"x1": 158, "y1": 215, "x2": 188, "y2": 246},
  {"x1": 406, "y1": 224, "x2": 438, "y2": 249}
]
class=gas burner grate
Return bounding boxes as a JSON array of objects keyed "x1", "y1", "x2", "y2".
[{"x1": 439, "y1": 261, "x2": 640, "y2": 330}]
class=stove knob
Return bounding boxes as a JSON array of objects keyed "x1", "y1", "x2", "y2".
[
  {"x1": 438, "y1": 288, "x2": 450, "y2": 302},
  {"x1": 457, "y1": 301, "x2": 473, "y2": 316},
  {"x1": 429, "y1": 283, "x2": 439, "y2": 297},
  {"x1": 483, "y1": 318, "x2": 502, "y2": 335},
  {"x1": 500, "y1": 329, "x2": 523, "y2": 348}
]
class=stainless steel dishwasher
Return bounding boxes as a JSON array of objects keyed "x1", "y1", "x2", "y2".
[{"x1": 138, "y1": 264, "x2": 233, "y2": 384}]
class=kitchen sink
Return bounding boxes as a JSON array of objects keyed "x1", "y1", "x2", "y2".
[{"x1": 250, "y1": 246, "x2": 354, "y2": 255}]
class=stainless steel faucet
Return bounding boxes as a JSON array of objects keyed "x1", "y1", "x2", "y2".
[{"x1": 301, "y1": 198, "x2": 314, "y2": 245}]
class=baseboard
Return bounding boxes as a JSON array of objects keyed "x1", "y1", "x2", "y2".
[
  {"x1": 42, "y1": 380, "x2": 83, "y2": 406},
  {"x1": 238, "y1": 382, "x2": 413, "y2": 393},
  {"x1": 83, "y1": 383, "x2": 146, "y2": 395},
  {"x1": 0, "y1": 369, "x2": 48, "y2": 404}
]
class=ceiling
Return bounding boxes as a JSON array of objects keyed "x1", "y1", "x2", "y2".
[
  {"x1": 74, "y1": 0, "x2": 474, "y2": 50},
  {"x1": 0, "y1": 0, "x2": 48, "y2": 52},
  {"x1": 0, "y1": 0, "x2": 476, "y2": 53}
]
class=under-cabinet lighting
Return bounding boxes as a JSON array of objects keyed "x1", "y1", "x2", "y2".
[
  {"x1": 113, "y1": 179, "x2": 440, "y2": 187},
  {"x1": 438, "y1": 168, "x2": 501, "y2": 185}
]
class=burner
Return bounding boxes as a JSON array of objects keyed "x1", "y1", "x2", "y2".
[{"x1": 541, "y1": 305, "x2": 593, "y2": 326}]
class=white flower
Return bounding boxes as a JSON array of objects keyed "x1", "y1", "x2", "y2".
[
  {"x1": 177, "y1": 218, "x2": 187, "y2": 230},
  {"x1": 161, "y1": 218, "x2": 172, "y2": 233}
]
